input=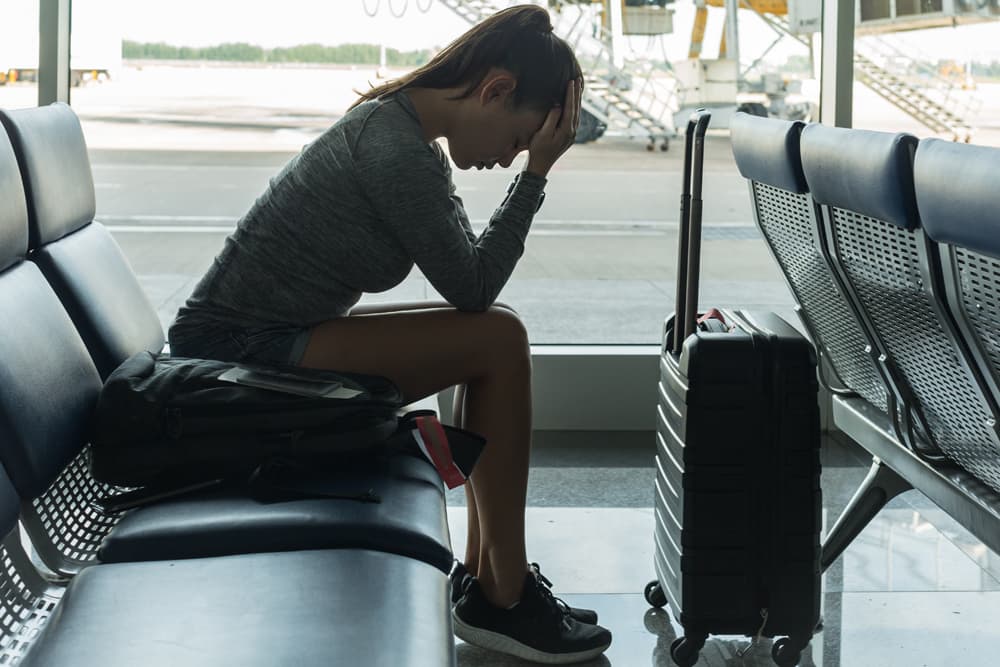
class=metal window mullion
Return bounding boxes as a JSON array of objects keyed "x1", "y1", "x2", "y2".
[
  {"x1": 820, "y1": 0, "x2": 855, "y2": 127},
  {"x1": 38, "y1": 0, "x2": 72, "y2": 106}
]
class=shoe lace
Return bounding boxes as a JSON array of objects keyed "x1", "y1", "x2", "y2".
[{"x1": 530, "y1": 563, "x2": 573, "y2": 626}]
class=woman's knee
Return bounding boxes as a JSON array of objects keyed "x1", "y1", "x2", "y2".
[
  {"x1": 465, "y1": 307, "x2": 530, "y2": 375},
  {"x1": 484, "y1": 304, "x2": 528, "y2": 347}
]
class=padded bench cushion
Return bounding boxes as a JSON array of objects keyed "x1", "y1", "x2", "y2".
[
  {"x1": 0, "y1": 261, "x2": 103, "y2": 498},
  {"x1": 0, "y1": 129, "x2": 28, "y2": 273},
  {"x1": 19, "y1": 548, "x2": 455, "y2": 667},
  {"x1": 3, "y1": 103, "x2": 164, "y2": 379},
  {"x1": 32, "y1": 222, "x2": 165, "y2": 378},
  {"x1": 730, "y1": 112, "x2": 807, "y2": 194},
  {"x1": 800, "y1": 124, "x2": 920, "y2": 229},
  {"x1": 100, "y1": 454, "x2": 454, "y2": 573},
  {"x1": 0, "y1": 103, "x2": 96, "y2": 248},
  {"x1": 915, "y1": 138, "x2": 1000, "y2": 260}
]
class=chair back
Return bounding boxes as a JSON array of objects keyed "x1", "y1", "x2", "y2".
[
  {"x1": 916, "y1": 137, "x2": 1000, "y2": 442},
  {"x1": 731, "y1": 112, "x2": 889, "y2": 413},
  {"x1": 802, "y1": 124, "x2": 1000, "y2": 492},
  {"x1": 0, "y1": 103, "x2": 164, "y2": 379}
]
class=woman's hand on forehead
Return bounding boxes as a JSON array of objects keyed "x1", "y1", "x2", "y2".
[{"x1": 525, "y1": 77, "x2": 583, "y2": 178}]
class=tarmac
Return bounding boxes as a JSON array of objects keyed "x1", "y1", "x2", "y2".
[{"x1": 2, "y1": 65, "x2": 997, "y2": 344}]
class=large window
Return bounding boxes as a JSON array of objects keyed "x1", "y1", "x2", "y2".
[
  {"x1": 853, "y1": 2, "x2": 1000, "y2": 148},
  {"x1": 4, "y1": 0, "x2": 860, "y2": 344},
  {"x1": 0, "y1": 1, "x2": 39, "y2": 104}
]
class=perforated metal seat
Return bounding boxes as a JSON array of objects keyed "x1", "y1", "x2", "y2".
[
  {"x1": 915, "y1": 138, "x2": 1000, "y2": 479},
  {"x1": 801, "y1": 124, "x2": 1000, "y2": 494},
  {"x1": 730, "y1": 112, "x2": 890, "y2": 414},
  {"x1": 730, "y1": 114, "x2": 918, "y2": 571}
]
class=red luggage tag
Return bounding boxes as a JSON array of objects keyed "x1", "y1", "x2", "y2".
[
  {"x1": 696, "y1": 308, "x2": 726, "y2": 326},
  {"x1": 412, "y1": 415, "x2": 467, "y2": 489}
]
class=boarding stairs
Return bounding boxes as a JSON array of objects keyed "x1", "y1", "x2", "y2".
[
  {"x1": 752, "y1": 8, "x2": 979, "y2": 141},
  {"x1": 853, "y1": 38, "x2": 979, "y2": 142},
  {"x1": 437, "y1": 0, "x2": 678, "y2": 149}
]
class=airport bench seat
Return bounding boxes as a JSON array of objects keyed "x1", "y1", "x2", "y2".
[
  {"x1": 18, "y1": 549, "x2": 453, "y2": 667},
  {"x1": 99, "y1": 453, "x2": 452, "y2": 570},
  {"x1": 0, "y1": 462, "x2": 453, "y2": 667},
  {"x1": 730, "y1": 111, "x2": 1000, "y2": 565},
  {"x1": 0, "y1": 105, "x2": 457, "y2": 664},
  {"x1": 800, "y1": 123, "x2": 1000, "y2": 492},
  {"x1": 729, "y1": 113, "x2": 892, "y2": 417},
  {"x1": 0, "y1": 103, "x2": 454, "y2": 577}
]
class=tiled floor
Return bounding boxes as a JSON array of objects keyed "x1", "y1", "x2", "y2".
[{"x1": 446, "y1": 432, "x2": 1000, "y2": 666}]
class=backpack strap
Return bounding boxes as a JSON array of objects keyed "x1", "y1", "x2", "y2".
[
  {"x1": 95, "y1": 459, "x2": 384, "y2": 515},
  {"x1": 93, "y1": 478, "x2": 227, "y2": 515}
]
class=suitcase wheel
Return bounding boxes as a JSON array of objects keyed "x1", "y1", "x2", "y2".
[
  {"x1": 643, "y1": 580, "x2": 667, "y2": 609},
  {"x1": 669, "y1": 636, "x2": 703, "y2": 667},
  {"x1": 771, "y1": 637, "x2": 803, "y2": 667}
]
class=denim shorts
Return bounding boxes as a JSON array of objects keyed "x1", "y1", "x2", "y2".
[{"x1": 168, "y1": 316, "x2": 312, "y2": 366}]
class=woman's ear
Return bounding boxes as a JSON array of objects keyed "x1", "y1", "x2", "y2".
[{"x1": 479, "y1": 72, "x2": 517, "y2": 107}]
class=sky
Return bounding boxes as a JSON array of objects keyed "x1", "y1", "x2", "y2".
[
  {"x1": 89, "y1": 0, "x2": 1000, "y2": 64},
  {"x1": 118, "y1": 0, "x2": 472, "y2": 51}
]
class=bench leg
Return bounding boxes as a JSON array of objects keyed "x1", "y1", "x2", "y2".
[{"x1": 820, "y1": 457, "x2": 912, "y2": 572}]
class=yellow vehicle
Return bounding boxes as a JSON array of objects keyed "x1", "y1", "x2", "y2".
[
  {"x1": 939, "y1": 59, "x2": 977, "y2": 90},
  {"x1": 0, "y1": 0, "x2": 122, "y2": 87}
]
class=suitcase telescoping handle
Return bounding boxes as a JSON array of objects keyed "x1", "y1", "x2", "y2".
[{"x1": 672, "y1": 109, "x2": 712, "y2": 355}]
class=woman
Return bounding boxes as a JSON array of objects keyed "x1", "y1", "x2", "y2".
[{"x1": 168, "y1": 5, "x2": 611, "y2": 664}]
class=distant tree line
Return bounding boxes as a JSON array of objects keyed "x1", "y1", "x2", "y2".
[{"x1": 122, "y1": 40, "x2": 433, "y2": 66}]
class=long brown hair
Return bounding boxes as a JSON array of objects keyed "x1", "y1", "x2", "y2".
[{"x1": 351, "y1": 5, "x2": 582, "y2": 112}]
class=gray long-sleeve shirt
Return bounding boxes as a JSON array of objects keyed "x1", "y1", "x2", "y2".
[{"x1": 171, "y1": 91, "x2": 546, "y2": 332}]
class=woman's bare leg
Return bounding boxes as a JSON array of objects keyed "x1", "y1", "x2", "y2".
[
  {"x1": 300, "y1": 305, "x2": 531, "y2": 607},
  {"x1": 346, "y1": 300, "x2": 521, "y2": 582},
  {"x1": 452, "y1": 383, "x2": 482, "y2": 575}
]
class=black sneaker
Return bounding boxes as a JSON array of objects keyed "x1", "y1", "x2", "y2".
[
  {"x1": 453, "y1": 570, "x2": 612, "y2": 664},
  {"x1": 450, "y1": 560, "x2": 599, "y2": 625},
  {"x1": 449, "y1": 560, "x2": 474, "y2": 605},
  {"x1": 530, "y1": 562, "x2": 599, "y2": 625}
]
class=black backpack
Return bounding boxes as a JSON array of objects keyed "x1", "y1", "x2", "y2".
[{"x1": 90, "y1": 352, "x2": 484, "y2": 508}]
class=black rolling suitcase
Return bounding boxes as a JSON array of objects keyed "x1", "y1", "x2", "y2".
[{"x1": 644, "y1": 110, "x2": 822, "y2": 667}]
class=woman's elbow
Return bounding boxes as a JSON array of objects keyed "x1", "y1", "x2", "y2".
[
  {"x1": 455, "y1": 300, "x2": 491, "y2": 314},
  {"x1": 451, "y1": 288, "x2": 499, "y2": 313}
]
